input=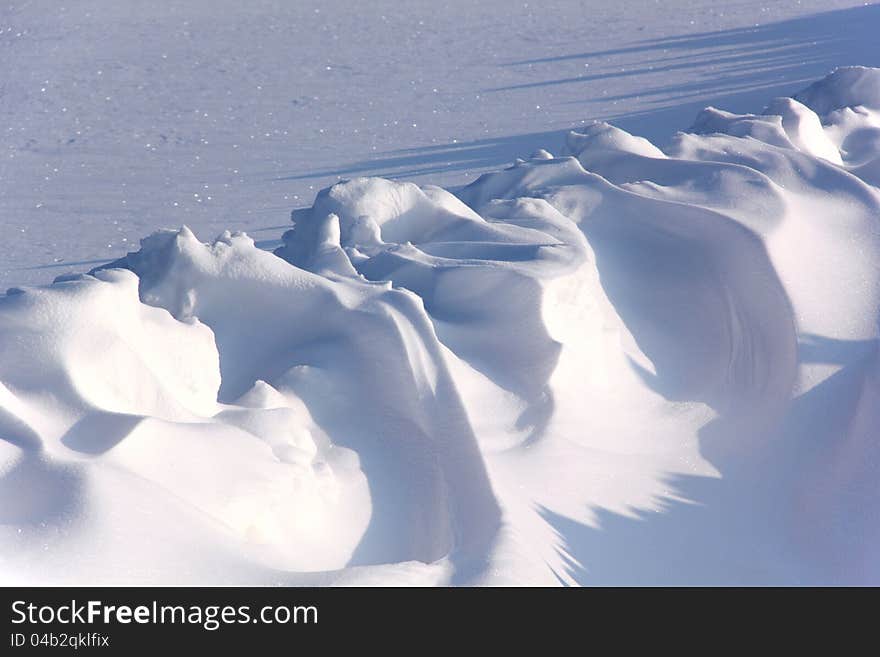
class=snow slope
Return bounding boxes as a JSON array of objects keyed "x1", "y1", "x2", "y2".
[{"x1": 1, "y1": 68, "x2": 879, "y2": 585}]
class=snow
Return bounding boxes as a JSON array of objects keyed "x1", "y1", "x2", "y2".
[
  {"x1": 2, "y1": 0, "x2": 878, "y2": 288},
  {"x1": 1, "y1": 3, "x2": 880, "y2": 585}
]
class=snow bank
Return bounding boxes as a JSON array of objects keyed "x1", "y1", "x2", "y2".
[{"x1": 2, "y1": 68, "x2": 880, "y2": 585}]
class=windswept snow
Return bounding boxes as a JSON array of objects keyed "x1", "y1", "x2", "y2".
[
  {"x1": 1, "y1": 68, "x2": 879, "y2": 585},
  {"x1": 2, "y1": 1, "x2": 879, "y2": 289}
]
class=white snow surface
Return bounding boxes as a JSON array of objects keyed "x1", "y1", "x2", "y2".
[
  {"x1": 2, "y1": 0, "x2": 879, "y2": 289},
  {"x1": 2, "y1": 63, "x2": 880, "y2": 584}
]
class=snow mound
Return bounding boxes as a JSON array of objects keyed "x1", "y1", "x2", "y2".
[
  {"x1": 2, "y1": 69, "x2": 880, "y2": 585},
  {"x1": 794, "y1": 66, "x2": 880, "y2": 114}
]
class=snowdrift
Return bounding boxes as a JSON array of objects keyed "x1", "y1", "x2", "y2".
[{"x1": 2, "y1": 68, "x2": 879, "y2": 585}]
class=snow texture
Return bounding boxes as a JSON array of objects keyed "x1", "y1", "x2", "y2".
[
  {"x1": 2, "y1": 65, "x2": 879, "y2": 585},
  {"x1": 3, "y1": 0, "x2": 879, "y2": 288}
]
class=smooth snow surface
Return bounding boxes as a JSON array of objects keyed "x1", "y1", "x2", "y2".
[
  {"x1": 2, "y1": 67, "x2": 879, "y2": 585},
  {"x1": 2, "y1": 0, "x2": 879, "y2": 289}
]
